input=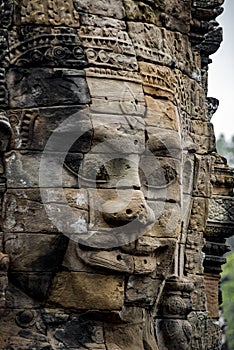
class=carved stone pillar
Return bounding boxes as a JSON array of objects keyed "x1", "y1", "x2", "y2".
[{"x1": 156, "y1": 276, "x2": 194, "y2": 349}]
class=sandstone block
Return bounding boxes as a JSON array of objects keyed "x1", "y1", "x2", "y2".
[
  {"x1": 123, "y1": 0, "x2": 190, "y2": 33},
  {"x1": 140, "y1": 156, "x2": 181, "y2": 203},
  {"x1": 189, "y1": 197, "x2": 209, "y2": 232},
  {"x1": 145, "y1": 96, "x2": 179, "y2": 130},
  {"x1": 9, "y1": 272, "x2": 53, "y2": 302},
  {"x1": 2, "y1": 189, "x2": 88, "y2": 234},
  {"x1": 204, "y1": 273, "x2": 220, "y2": 318},
  {"x1": 8, "y1": 106, "x2": 92, "y2": 153},
  {"x1": 81, "y1": 153, "x2": 141, "y2": 189},
  {"x1": 9, "y1": 26, "x2": 87, "y2": 68},
  {"x1": 7, "y1": 68, "x2": 90, "y2": 108},
  {"x1": 86, "y1": 77, "x2": 144, "y2": 107},
  {"x1": 47, "y1": 272, "x2": 125, "y2": 310},
  {"x1": 190, "y1": 121, "x2": 216, "y2": 154},
  {"x1": 126, "y1": 275, "x2": 161, "y2": 306},
  {"x1": 73, "y1": 0, "x2": 125, "y2": 19},
  {"x1": 147, "y1": 201, "x2": 181, "y2": 238},
  {"x1": 193, "y1": 154, "x2": 213, "y2": 197},
  {"x1": 4, "y1": 233, "x2": 68, "y2": 272},
  {"x1": 105, "y1": 323, "x2": 145, "y2": 350},
  {"x1": 13, "y1": 0, "x2": 80, "y2": 26},
  {"x1": 139, "y1": 62, "x2": 176, "y2": 101},
  {"x1": 5, "y1": 151, "x2": 78, "y2": 188},
  {"x1": 135, "y1": 238, "x2": 176, "y2": 278},
  {"x1": 91, "y1": 114, "x2": 145, "y2": 153},
  {"x1": 88, "y1": 189, "x2": 154, "y2": 231}
]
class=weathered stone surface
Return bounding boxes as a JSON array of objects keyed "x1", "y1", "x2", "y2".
[
  {"x1": 91, "y1": 114, "x2": 145, "y2": 153},
  {"x1": 47, "y1": 272, "x2": 125, "y2": 310},
  {"x1": 81, "y1": 154, "x2": 141, "y2": 189},
  {"x1": 0, "y1": 111, "x2": 12, "y2": 152},
  {"x1": 188, "y1": 275, "x2": 207, "y2": 312},
  {"x1": 83, "y1": 189, "x2": 155, "y2": 247},
  {"x1": 0, "y1": 0, "x2": 230, "y2": 348},
  {"x1": 105, "y1": 322, "x2": 145, "y2": 350},
  {"x1": 62, "y1": 241, "x2": 96, "y2": 273},
  {"x1": 190, "y1": 121, "x2": 216, "y2": 154},
  {"x1": 9, "y1": 272, "x2": 53, "y2": 301},
  {"x1": 5, "y1": 151, "x2": 78, "y2": 188},
  {"x1": 185, "y1": 231, "x2": 205, "y2": 274},
  {"x1": 211, "y1": 154, "x2": 234, "y2": 196},
  {"x1": 74, "y1": 0, "x2": 125, "y2": 19},
  {"x1": 8, "y1": 106, "x2": 92, "y2": 152},
  {"x1": 189, "y1": 197, "x2": 209, "y2": 232},
  {"x1": 7, "y1": 68, "x2": 90, "y2": 108},
  {"x1": 9, "y1": 26, "x2": 87, "y2": 68},
  {"x1": 204, "y1": 273, "x2": 220, "y2": 318},
  {"x1": 146, "y1": 127, "x2": 182, "y2": 159},
  {"x1": 135, "y1": 238, "x2": 177, "y2": 279},
  {"x1": 79, "y1": 15, "x2": 138, "y2": 72},
  {"x1": 0, "y1": 309, "x2": 52, "y2": 349},
  {"x1": 86, "y1": 78, "x2": 144, "y2": 111},
  {"x1": 126, "y1": 275, "x2": 161, "y2": 306},
  {"x1": 77, "y1": 247, "x2": 135, "y2": 274},
  {"x1": 147, "y1": 201, "x2": 181, "y2": 238},
  {"x1": 123, "y1": 0, "x2": 191, "y2": 33},
  {"x1": 2, "y1": 189, "x2": 88, "y2": 234},
  {"x1": 139, "y1": 62, "x2": 176, "y2": 101},
  {"x1": 0, "y1": 28, "x2": 9, "y2": 69},
  {"x1": 193, "y1": 154, "x2": 213, "y2": 197},
  {"x1": 145, "y1": 96, "x2": 179, "y2": 130},
  {"x1": 128, "y1": 22, "x2": 193, "y2": 74},
  {"x1": 140, "y1": 157, "x2": 181, "y2": 202},
  {"x1": 0, "y1": 67, "x2": 8, "y2": 106},
  {"x1": 4, "y1": 233, "x2": 68, "y2": 272},
  {"x1": 14, "y1": 0, "x2": 80, "y2": 26},
  {"x1": 48, "y1": 316, "x2": 106, "y2": 349},
  {"x1": 5, "y1": 282, "x2": 41, "y2": 309},
  {"x1": 0, "y1": 0, "x2": 13, "y2": 28},
  {"x1": 208, "y1": 196, "x2": 234, "y2": 224}
]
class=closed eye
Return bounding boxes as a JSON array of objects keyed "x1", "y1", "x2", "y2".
[{"x1": 141, "y1": 165, "x2": 177, "y2": 189}]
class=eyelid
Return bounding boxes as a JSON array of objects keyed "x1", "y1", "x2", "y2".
[{"x1": 141, "y1": 165, "x2": 178, "y2": 189}]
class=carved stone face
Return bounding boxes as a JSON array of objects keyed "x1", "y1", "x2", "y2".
[
  {"x1": 37, "y1": 77, "x2": 196, "y2": 311},
  {"x1": 1, "y1": 1, "x2": 230, "y2": 349},
  {"x1": 3, "y1": 1, "x2": 200, "y2": 310}
]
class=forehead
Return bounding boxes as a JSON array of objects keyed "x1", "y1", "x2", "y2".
[{"x1": 7, "y1": 0, "x2": 209, "y2": 158}]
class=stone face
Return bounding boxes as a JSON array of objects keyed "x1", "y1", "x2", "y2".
[{"x1": 0, "y1": 0, "x2": 232, "y2": 349}]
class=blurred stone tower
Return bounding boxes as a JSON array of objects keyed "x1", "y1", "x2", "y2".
[{"x1": 0, "y1": 1, "x2": 233, "y2": 349}]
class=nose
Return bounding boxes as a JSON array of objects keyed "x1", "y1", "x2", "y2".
[{"x1": 101, "y1": 190, "x2": 155, "y2": 228}]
